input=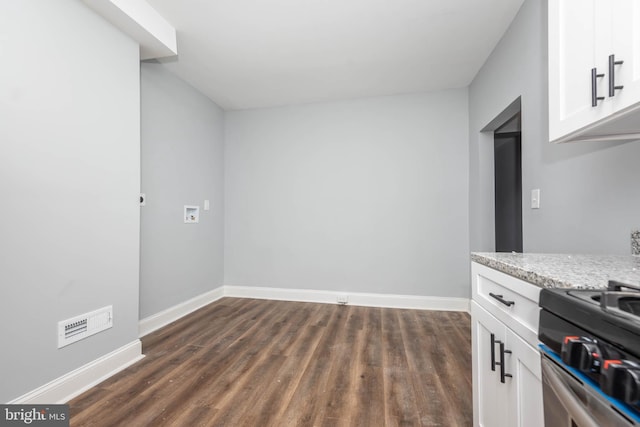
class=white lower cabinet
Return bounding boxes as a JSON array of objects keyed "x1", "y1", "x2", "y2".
[
  {"x1": 472, "y1": 301, "x2": 507, "y2": 427},
  {"x1": 472, "y1": 302, "x2": 544, "y2": 427},
  {"x1": 505, "y1": 325, "x2": 544, "y2": 427}
]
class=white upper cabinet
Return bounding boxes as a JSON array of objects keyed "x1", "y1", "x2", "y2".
[
  {"x1": 549, "y1": 0, "x2": 640, "y2": 143},
  {"x1": 609, "y1": 1, "x2": 640, "y2": 112},
  {"x1": 548, "y1": 0, "x2": 609, "y2": 141}
]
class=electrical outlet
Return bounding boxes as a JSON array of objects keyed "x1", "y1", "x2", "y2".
[{"x1": 337, "y1": 295, "x2": 348, "y2": 305}]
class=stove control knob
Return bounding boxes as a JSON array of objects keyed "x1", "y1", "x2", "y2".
[
  {"x1": 601, "y1": 360, "x2": 640, "y2": 404},
  {"x1": 561, "y1": 336, "x2": 602, "y2": 372}
]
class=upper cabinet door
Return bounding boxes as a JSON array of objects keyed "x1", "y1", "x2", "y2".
[
  {"x1": 549, "y1": 0, "x2": 612, "y2": 143},
  {"x1": 548, "y1": 0, "x2": 640, "y2": 143},
  {"x1": 609, "y1": 0, "x2": 640, "y2": 112}
]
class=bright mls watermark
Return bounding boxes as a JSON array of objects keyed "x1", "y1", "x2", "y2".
[{"x1": 0, "y1": 405, "x2": 68, "y2": 426}]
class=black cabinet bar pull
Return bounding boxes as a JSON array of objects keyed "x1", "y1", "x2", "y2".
[
  {"x1": 591, "y1": 68, "x2": 605, "y2": 106},
  {"x1": 489, "y1": 292, "x2": 515, "y2": 307},
  {"x1": 499, "y1": 342, "x2": 513, "y2": 383},
  {"x1": 491, "y1": 333, "x2": 497, "y2": 371},
  {"x1": 608, "y1": 54, "x2": 624, "y2": 97}
]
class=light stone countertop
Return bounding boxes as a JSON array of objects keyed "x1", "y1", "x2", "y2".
[
  {"x1": 633, "y1": 230, "x2": 640, "y2": 256},
  {"x1": 471, "y1": 252, "x2": 640, "y2": 290}
]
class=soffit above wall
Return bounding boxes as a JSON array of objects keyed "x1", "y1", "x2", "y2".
[{"x1": 82, "y1": 0, "x2": 177, "y2": 60}]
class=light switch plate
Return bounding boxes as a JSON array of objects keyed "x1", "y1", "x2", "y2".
[
  {"x1": 204, "y1": 200, "x2": 210, "y2": 211},
  {"x1": 531, "y1": 189, "x2": 540, "y2": 209}
]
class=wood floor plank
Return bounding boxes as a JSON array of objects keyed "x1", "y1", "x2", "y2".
[
  {"x1": 71, "y1": 298, "x2": 278, "y2": 426},
  {"x1": 349, "y1": 307, "x2": 385, "y2": 427},
  {"x1": 396, "y1": 309, "x2": 446, "y2": 427},
  {"x1": 381, "y1": 308, "x2": 422, "y2": 427},
  {"x1": 201, "y1": 302, "x2": 315, "y2": 426},
  {"x1": 310, "y1": 305, "x2": 363, "y2": 424},
  {"x1": 277, "y1": 304, "x2": 347, "y2": 426},
  {"x1": 233, "y1": 305, "x2": 329, "y2": 427},
  {"x1": 414, "y1": 310, "x2": 473, "y2": 426},
  {"x1": 255, "y1": 305, "x2": 334, "y2": 427},
  {"x1": 69, "y1": 344, "x2": 205, "y2": 425},
  {"x1": 129, "y1": 301, "x2": 294, "y2": 426},
  {"x1": 69, "y1": 298, "x2": 472, "y2": 427}
]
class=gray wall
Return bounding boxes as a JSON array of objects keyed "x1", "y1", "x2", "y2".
[
  {"x1": 225, "y1": 90, "x2": 470, "y2": 298},
  {"x1": 140, "y1": 62, "x2": 225, "y2": 318},
  {"x1": 0, "y1": 1, "x2": 140, "y2": 402},
  {"x1": 469, "y1": 0, "x2": 640, "y2": 255}
]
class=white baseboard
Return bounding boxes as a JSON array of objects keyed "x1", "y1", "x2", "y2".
[
  {"x1": 9, "y1": 340, "x2": 143, "y2": 404},
  {"x1": 138, "y1": 284, "x2": 468, "y2": 339},
  {"x1": 224, "y1": 285, "x2": 470, "y2": 312},
  {"x1": 138, "y1": 286, "x2": 225, "y2": 337}
]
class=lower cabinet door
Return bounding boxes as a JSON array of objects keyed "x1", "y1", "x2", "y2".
[
  {"x1": 471, "y1": 301, "x2": 508, "y2": 427},
  {"x1": 506, "y1": 328, "x2": 544, "y2": 427}
]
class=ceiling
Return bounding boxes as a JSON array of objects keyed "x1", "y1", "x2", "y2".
[{"x1": 147, "y1": 0, "x2": 525, "y2": 111}]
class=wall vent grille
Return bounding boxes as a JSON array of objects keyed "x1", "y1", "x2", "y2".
[{"x1": 58, "y1": 305, "x2": 113, "y2": 348}]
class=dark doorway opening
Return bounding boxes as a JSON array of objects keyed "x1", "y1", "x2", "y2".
[{"x1": 494, "y1": 115, "x2": 522, "y2": 253}]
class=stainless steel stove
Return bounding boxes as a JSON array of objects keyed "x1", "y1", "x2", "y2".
[{"x1": 538, "y1": 281, "x2": 640, "y2": 426}]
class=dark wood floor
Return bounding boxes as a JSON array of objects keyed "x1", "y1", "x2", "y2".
[{"x1": 70, "y1": 298, "x2": 472, "y2": 426}]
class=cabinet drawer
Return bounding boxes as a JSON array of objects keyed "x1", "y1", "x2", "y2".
[{"x1": 472, "y1": 262, "x2": 541, "y2": 347}]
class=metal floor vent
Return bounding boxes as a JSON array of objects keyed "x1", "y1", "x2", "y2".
[{"x1": 58, "y1": 305, "x2": 113, "y2": 348}]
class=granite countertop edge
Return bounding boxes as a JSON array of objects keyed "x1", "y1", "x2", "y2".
[
  {"x1": 471, "y1": 253, "x2": 561, "y2": 289},
  {"x1": 471, "y1": 252, "x2": 640, "y2": 290}
]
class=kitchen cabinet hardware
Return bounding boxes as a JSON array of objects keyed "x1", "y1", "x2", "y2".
[
  {"x1": 499, "y1": 342, "x2": 513, "y2": 383},
  {"x1": 489, "y1": 292, "x2": 515, "y2": 307},
  {"x1": 608, "y1": 54, "x2": 624, "y2": 97},
  {"x1": 591, "y1": 68, "x2": 605, "y2": 107},
  {"x1": 491, "y1": 333, "x2": 497, "y2": 371}
]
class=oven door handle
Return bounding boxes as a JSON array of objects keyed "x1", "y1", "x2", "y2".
[{"x1": 541, "y1": 359, "x2": 601, "y2": 427}]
